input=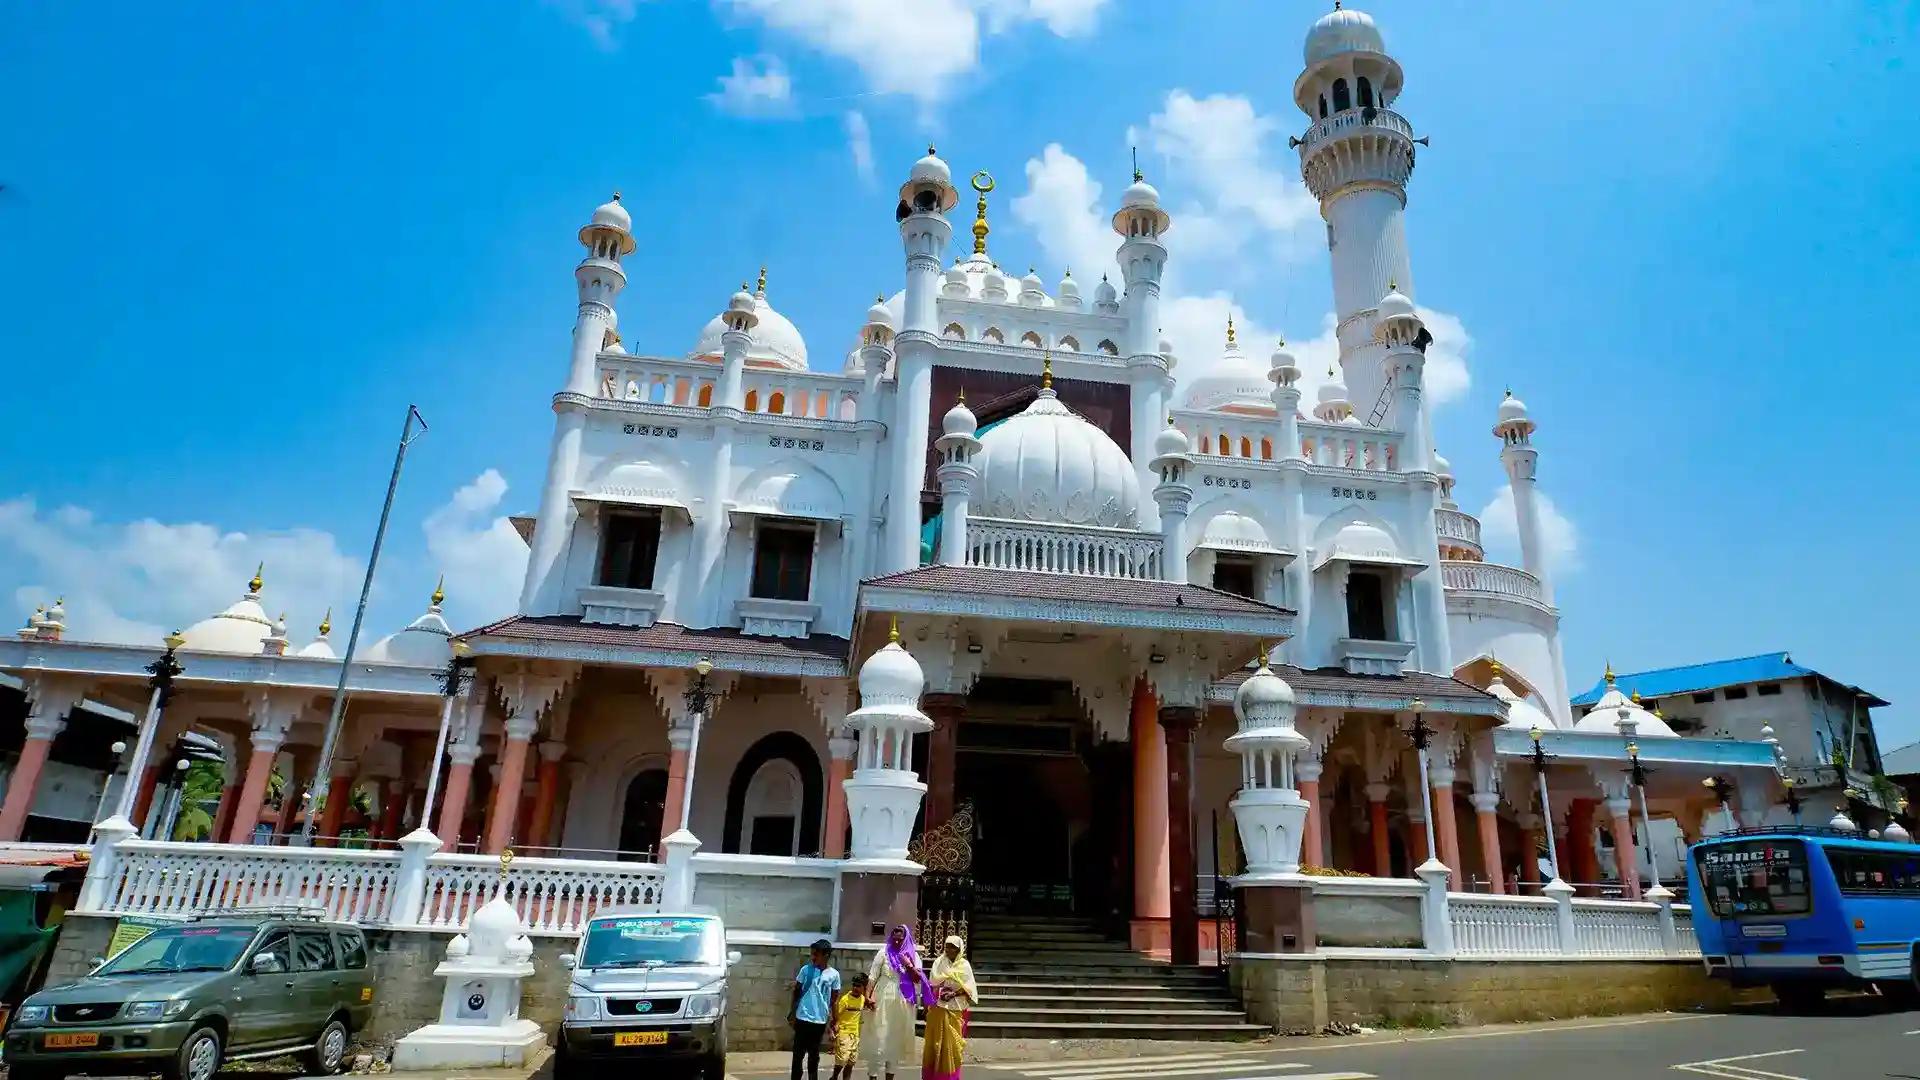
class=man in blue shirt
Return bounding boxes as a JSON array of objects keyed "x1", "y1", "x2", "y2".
[{"x1": 789, "y1": 938, "x2": 841, "y2": 1080}]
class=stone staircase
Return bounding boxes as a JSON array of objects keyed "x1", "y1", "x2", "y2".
[{"x1": 960, "y1": 913, "x2": 1267, "y2": 1040}]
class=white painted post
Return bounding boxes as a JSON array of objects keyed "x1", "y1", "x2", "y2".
[
  {"x1": 1543, "y1": 877, "x2": 1577, "y2": 955},
  {"x1": 78, "y1": 816, "x2": 138, "y2": 913},
  {"x1": 1647, "y1": 884, "x2": 1678, "y2": 955},
  {"x1": 662, "y1": 829, "x2": 700, "y2": 911},
  {"x1": 1417, "y1": 861, "x2": 1454, "y2": 957},
  {"x1": 391, "y1": 828, "x2": 441, "y2": 928}
]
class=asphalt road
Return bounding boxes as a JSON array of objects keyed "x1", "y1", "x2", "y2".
[{"x1": 736, "y1": 997, "x2": 1920, "y2": 1080}]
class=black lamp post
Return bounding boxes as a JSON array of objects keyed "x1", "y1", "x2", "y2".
[
  {"x1": 116, "y1": 631, "x2": 187, "y2": 826},
  {"x1": 1625, "y1": 742, "x2": 1662, "y2": 892},
  {"x1": 676, "y1": 659, "x2": 716, "y2": 834},
  {"x1": 1404, "y1": 700, "x2": 1438, "y2": 868},
  {"x1": 1702, "y1": 776, "x2": 1735, "y2": 834},
  {"x1": 1528, "y1": 726, "x2": 1562, "y2": 882}
]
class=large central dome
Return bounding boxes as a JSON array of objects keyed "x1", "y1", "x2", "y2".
[{"x1": 974, "y1": 383, "x2": 1140, "y2": 528}]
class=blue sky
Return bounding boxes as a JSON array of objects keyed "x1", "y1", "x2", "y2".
[{"x1": 3, "y1": 2, "x2": 1915, "y2": 744}]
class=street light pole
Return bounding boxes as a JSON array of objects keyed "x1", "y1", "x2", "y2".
[
  {"x1": 91, "y1": 740, "x2": 128, "y2": 834},
  {"x1": 116, "y1": 632, "x2": 185, "y2": 827},
  {"x1": 1529, "y1": 726, "x2": 1562, "y2": 882},
  {"x1": 418, "y1": 641, "x2": 476, "y2": 837},
  {"x1": 1703, "y1": 776, "x2": 1736, "y2": 834},
  {"x1": 1782, "y1": 777, "x2": 1803, "y2": 827},
  {"x1": 677, "y1": 659, "x2": 714, "y2": 833},
  {"x1": 303, "y1": 404, "x2": 427, "y2": 844},
  {"x1": 1626, "y1": 742, "x2": 1661, "y2": 892},
  {"x1": 1406, "y1": 700, "x2": 1438, "y2": 866}
]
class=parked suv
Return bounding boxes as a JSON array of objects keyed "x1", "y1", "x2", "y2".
[
  {"x1": 4, "y1": 913, "x2": 375, "y2": 1080},
  {"x1": 557, "y1": 910, "x2": 737, "y2": 1080}
]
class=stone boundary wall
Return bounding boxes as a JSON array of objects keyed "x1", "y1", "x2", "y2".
[
  {"x1": 42, "y1": 915, "x2": 817, "y2": 1052},
  {"x1": 1233, "y1": 955, "x2": 1735, "y2": 1033}
]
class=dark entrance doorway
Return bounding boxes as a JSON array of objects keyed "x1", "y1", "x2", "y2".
[{"x1": 618, "y1": 769, "x2": 667, "y2": 859}]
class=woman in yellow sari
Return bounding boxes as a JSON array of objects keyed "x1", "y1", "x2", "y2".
[{"x1": 923, "y1": 935, "x2": 978, "y2": 1080}]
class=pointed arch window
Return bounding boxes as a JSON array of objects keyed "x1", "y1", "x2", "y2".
[
  {"x1": 1059, "y1": 335, "x2": 1081, "y2": 352},
  {"x1": 983, "y1": 327, "x2": 1005, "y2": 344},
  {"x1": 1333, "y1": 78, "x2": 1351, "y2": 112},
  {"x1": 1358, "y1": 76, "x2": 1374, "y2": 108},
  {"x1": 943, "y1": 322, "x2": 966, "y2": 339},
  {"x1": 1020, "y1": 330, "x2": 1044, "y2": 348}
]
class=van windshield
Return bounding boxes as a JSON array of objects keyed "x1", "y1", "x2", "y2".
[
  {"x1": 1697, "y1": 839, "x2": 1812, "y2": 919},
  {"x1": 95, "y1": 926, "x2": 256, "y2": 976},
  {"x1": 579, "y1": 916, "x2": 720, "y2": 969}
]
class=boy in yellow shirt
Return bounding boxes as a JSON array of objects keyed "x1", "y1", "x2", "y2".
[{"x1": 829, "y1": 971, "x2": 869, "y2": 1080}]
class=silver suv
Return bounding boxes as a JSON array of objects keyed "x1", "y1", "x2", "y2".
[{"x1": 556, "y1": 911, "x2": 737, "y2": 1080}]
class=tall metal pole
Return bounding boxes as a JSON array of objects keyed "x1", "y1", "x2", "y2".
[
  {"x1": 302, "y1": 405, "x2": 427, "y2": 843},
  {"x1": 418, "y1": 642, "x2": 473, "y2": 838},
  {"x1": 1408, "y1": 701, "x2": 1438, "y2": 864},
  {"x1": 1529, "y1": 726, "x2": 1562, "y2": 883},
  {"x1": 117, "y1": 634, "x2": 185, "y2": 826},
  {"x1": 91, "y1": 740, "x2": 127, "y2": 832},
  {"x1": 1626, "y1": 743, "x2": 1661, "y2": 892},
  {"x1": 677, "y1": 659, "x2": 714, "y2": 833}
]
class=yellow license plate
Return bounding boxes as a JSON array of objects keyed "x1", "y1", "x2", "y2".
[
  {"x1": 45, "y1": 1033, "x2": 100, "y2": 1049},
  {"x1": 614, "y1": 1031, "x2": 669, "y2": 1047}
]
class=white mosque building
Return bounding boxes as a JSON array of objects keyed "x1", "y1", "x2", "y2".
[{"x1": 0, "y1": 6, "x2": 1786, "y2": 977}]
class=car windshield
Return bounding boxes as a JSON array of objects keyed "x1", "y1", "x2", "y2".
[
  {"x1": 579, "y1": 916, "x2": 720, "y2": 968},
  {"x1": 1697, "y1": 839, "x2": 1813, "y2": 918},
  {"x1": 95, "y1": 926, "x2": 256, "y2": 976}
]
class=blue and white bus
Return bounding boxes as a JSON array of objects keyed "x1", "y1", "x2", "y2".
[{"x1": 1689, "y1": 828, "x2": 1920, "y2": 1006}]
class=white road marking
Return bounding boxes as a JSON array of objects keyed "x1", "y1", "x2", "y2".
[
  {"x1": 980, "y1": 1052, "x2": 1255, "y2": 1071},
  {"x1": 1670, "y1": 1048, "x2": 1807, "y2": 1079},
  {"x1": 1032, "y1": 1062, "x2": 1305, "y2": 1080}
]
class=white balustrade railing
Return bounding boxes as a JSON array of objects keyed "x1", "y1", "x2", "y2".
[
  {"x1": 596, "y1": 355, "x2": 716, "y2": 408},
  {"x1": 1570, "y1": 899, "x2": 1667, "y2": 957},
  {"x1": 593, "y1": 354, "x2": 863, "y2": 422},
  {"x1": 1298, "y1": 420, "x2": 1403, "y2": 472},
  {"x1": 1435, "y1": 508, "x2": 1482, "y2": 553},
  {"x1": 1448, "y1": 893, "x2": 1562, "y2": 957},
  {"x1": 99, "y1": 841, "x2": 401, "y2": 924},
  {"x1": 1441, "y1": 560, "x2": 1547, "y2": 605},
  {"x1": 966, "y1": 517, "x2": 1165, "y2": 579},
  {"x1": 742, "y1": 368, "x2": 862, "y2": 422},
  {"x1": 413, "y1": 853, "x2": 665, "y2": 935},
  {"x1": 1673, "y1": 904, "x2": 1697, "y2": 954},
  {"x1": 1297, "y1": 107, "x2": 1415, "y2": 152}
]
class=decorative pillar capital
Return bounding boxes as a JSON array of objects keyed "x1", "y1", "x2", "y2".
[
  {"x1": 447, "y1": 742, "x2": 483, "y2": 767},
  {"x1": 1469, "y1": 791, "x2": 1501, "y2": 814},
  {"x1": 537, "y1": 740, "x2": 568, "y2": 764}
]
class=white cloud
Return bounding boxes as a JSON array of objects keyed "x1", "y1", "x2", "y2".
[
  {"x1": 716, "y1": 0, "x2": 1107, "y2": 103},
  {"x1": 844, "y1": 110, "x2": 874, "y2": 183},
  {"x1": 1479, "y1": 485, "x2": 1582, "y2": 575},
  {"x1": 546, "y1": 0, "x2": 643, "y2": 49},
  {"x1": 1415, "y1": 306, "x2": 1472, "y2": 408},
  {"x1": 1131, "y1": 91, "x2": 1319, "y2": 264},
  {"x1": 707, "y1": 55, "x2": 794, "y2": 117},
  {"x1": 422, "y1": 470, "x2": 530, "y2": 627},
  {"x1": 1010, "y1": 143, "x2": 1117, "y2": 283},
  {"x1": 0, "y1": 497, "x2": 360, "y2": 646}
]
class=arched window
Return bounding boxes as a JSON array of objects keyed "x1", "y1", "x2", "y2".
[
  {"x1": 1097, "y1": 339, "x2": 1119, "y2": 355},
  {"x1": 943, "y1": 322, "x2": 966, "y2": 339},
  {"x1": 1358, "y1": 76, "x2": 1374, "y2": 108},
  {"x1": 1059, "y1": 335, "x2": 1080, "y2": 352},
  {"x1": 697, "y1": 383, "x2": 713, "y2": 408},
  {"x1": 617, "y1": 769, "x2": 668, "y2": 859},
  {"x1": 1199, "y1": 435, "x2": 1213, "y2": 455},
  {"x1": 1020, "y1": 331, "x2": 1043, "y2": 348},
  {"x1": 1333, "y1": 78, "x2": 1351, "y2": 112},
  {"x1": 723, "y1": 733, "x2": 823, "y2": 856},
  {"x1": 1260, "y1": 437, "x2": 1273, "y2": 460},
  {"x1": 768, "y1": 391, "x2": 787, "y2": 415},
  {"x1": 1319, "y1": 94, "x2": 1329, "y2": 119},
  {"x1": 983, "y1": 327, "x2": 1005, "y2": 344},
  {"x1": 744, "y1": 389, "x2": 759, "y2": 412}
]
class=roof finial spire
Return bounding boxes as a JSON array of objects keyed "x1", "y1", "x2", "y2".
[
  {"x1": 1041, "y1": 350, "x2": 1053, "y2": 391},
  {"x1": 318, "y1": 607, "x2": 332, "y2": 637},
  {"x1": 888, "y1": 615, "x2": 900, "y2": 644},
  {"x1": 1604, "y1": 661, "x2": 1616, "y2": 686},
  {"x1": 1225, "y1": 313, "x2": 1237, "y2": 347},
  {"x1": 431, "y1": 575, "x2": 446, "y2": 608},
  {"x1": 755, "y1": 266, "x2": 767, "y2": 295},
  {"x1": 955, "y1": 385, "x2": 966, "y2": 405},
  {"x1": 969, "y1": 171, "x2": 995, "y2": 257},
  {"x1": 249, "y1": 562, "x2": 264, "y2": 595},
  {"x1": 1131, "y1": 145, "x2": 1143, "y2": 184},
  {"x1": 612, "y1": 189, "x2": 622, "y2": 202}
]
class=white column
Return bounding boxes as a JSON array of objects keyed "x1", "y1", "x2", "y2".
[{"x1": 884, "y1": 160, "x2": 955, "y2": 573}]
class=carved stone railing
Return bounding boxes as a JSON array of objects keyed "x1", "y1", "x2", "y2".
[
  {"x1": 1435, "y1": 508, "x2": 1483, "y2": 556},
  {"x1": 1297, "y1": 106, "x2": 1414, "y2": 152},
  {"x1": 1297, "y1": 420, "x2": 1403, "y2": 472},
  {"x1": 1441, "y1": 560, "x2": 1547, "y2": 606},
  {"x1": 593, "y1": 354, "x2": 862, "y2": 421},
  {"x1": 965, "y1": 517, "x2": 1165, "y2": 580},
  {"x1": 415, "y1": 852, "x2": 665, "y2": 935}
]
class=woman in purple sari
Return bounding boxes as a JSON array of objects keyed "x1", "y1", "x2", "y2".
[{"x1": 861, "y1": 924, "x2": 930, "y2": 1080}]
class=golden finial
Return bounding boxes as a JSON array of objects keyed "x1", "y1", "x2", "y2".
[
  {"x1": 955, "y1": 386, "x2": 966, "y2": 404},
  {"x1": 249, "y1": 562, "x2": 264, "y2": 594},
  {"x1": 888, "y1": 615, "x2": 900, "y2": 644},
  {"x1": 969, "y1": 171, "x2": 994, "y2": 256},
  {"x1": 1604, "y1": 662, "x2": 1616, "y2": 686},
  {"x1": 164, "y1": 629, "x2": 186, "y2": 650},
  {"x1": 431, "y1": 575, "x2": 446, "y2": 608},
  {"x1": 1167, "y1": 412, "x2": 1175, "y2": 426},
  {"x1": 1630, "y1": 689, "x2": 1642, "y2": 704},
  {"x1": 1387, "y1": 278, "x2": 1397, "y2": 292},
  {"x1": 1131, "y1": 146, "x2": 1143, "y2": 184},
  {"x1": 1654, "y1": 707, "x2": 1665, "y2": 720},
  {"x1": 318, "y1": 608, "x2": 332, "y2": 637},
  {"x1": 1490, "y1": 658, "x2": 1502, "y2": 676},
  {"x1": 1225, "y1": 314, "x2": 1236, "y2": 346},
  {"x1": 1041, "y1": 351, "x2": 1053, "y2": 390},
  {"x1": 499, "y1": 846, "x2": 514, "y2": 881},
  {"x1": 755, "y1": 266, "x2": 767, "y2": 295}
]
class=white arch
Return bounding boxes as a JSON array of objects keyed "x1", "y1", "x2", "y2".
[
  {"x1": 731, "y1": 458, "x2": 846, "y2": 522},
  {"x1": 742, "y1": 758, "x2": 804, "y2": 856}
]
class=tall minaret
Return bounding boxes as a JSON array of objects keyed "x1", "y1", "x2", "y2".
[
  {"x1": 1293, "y1": 5, "x2": 1420, "y2": 422},
  {"x1": 1115, "y1": 160, "x2": 1173, "y2": 529},
  {"x1": 520, "y1": 194, "x2": 633, "y2": 615},
  {"x1": 883, "y1": 148, "x2": 958, "y2": 573},
  {"x1": 1494, "y1": 389, "x2": 1572, "y2": 721}
]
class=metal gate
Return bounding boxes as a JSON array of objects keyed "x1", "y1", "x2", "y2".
[{"x1": 911, "y1": 802, "x2": 975, "y2": 949}]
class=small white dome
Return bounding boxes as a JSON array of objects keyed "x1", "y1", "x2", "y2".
[
  {"x1": 1317, "y1": 371, "x2": 1349, "y2": 407},
  {"x1": 865, "y1": 297, "x2": 894, "y2": 329},
  {"x1": 909, "y1": 148, "x2": 952, "y2": 191},
  {"x1": 363, "y1": 584, "x2": 453, "y2": 668},
  {"x1": 729, "y1": 286, "x2": 759, "y2": 321},
  {"x1": 1497, "y1": 390, "x2": 1531, "y2": 427},
  {"x1": 181, "y1": 569, "x2": 275, "y2": 654},
  {"x1": 464, "y1": 895, "x2": 525, "y2": 960},
  {"x1": 1121, "y1": 178, "x2": 1162, "y2": 210},
  {"x1": 1094, "y1": 275, "x2": 1118, "y2": 306},
  {"x1": 975, "y1": 383, "x2": 1141, "y2": 528},
  {"x1": 981, "y1": 264, "x2": 1009, "y2": 301},
  {"x1": 296, "y1": 636, "x2": 336, "y2": 660},
  {"x1": 852, "y1": 633, "x2": 926, "y2": 714},
  {"x1": 1433, "y1": 452, "x2": 1453, "y2": 480},
  {"x1": 1154, "y1": 419, "x2": 1191, "y2": 459},
  {"x1": 1057, "y1": 271, "x2": 1081, "y2": 307},
  {"x1": 1270, "y1": 340, "x2": 1299, "y2": 375},
  {"x1": 1487, "y1": 671, "x2": 1554, "y2": 732},
  {"x1": 1228, "y1": 656, "x2": 1306, "y2": 750},
  {"x1": 692, "y1": 290, "x2": 808, "y2": 370},
  {"x1": 1200, "y1": 511, "x2": 1277, "y2": 553},
  {"x1": 941, "y1": 397, "x2": 978, "y2": 438},
  {"x1": 1573, "y1": 682, "x2": 1678, "y2": 738},
  {"x1": 1184, "y1": 323, "x2": 1273, "y2": 413},
  {"x1": 1305, "y1": 5, "x2": 1386, "y2": 65},
  {"x1": 1327, "y1": 521, "x2": 1401, "y2": 563},
  {"x1": 942, "y1": 265, "x2": 969, "y2": 295},
  {"x1": 590, "y1": 195, "x2": 632, "y2": 234},
  {"x1": 1377, "y1": 284, "x2": 1415, "y2": 319},
  {"x1": 1018, "y1": 268, "x2": 1047, "y2": 306},
  {"x1": 1887, "y1": 821, "x2": 1913, "y2": 843}
]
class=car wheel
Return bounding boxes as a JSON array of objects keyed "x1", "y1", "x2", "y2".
[
  {"x1": 304, "y1": 1015, "x2": 350, "y2": 1074},
  {"x1": 166, "y1": 1024, "x2": 224, "y2": 1080}
]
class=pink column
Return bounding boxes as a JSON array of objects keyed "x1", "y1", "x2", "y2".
[
  {"x1": 226, "y1": 735, "x2": 286, "y2": 844},
  {"x1": 316, "y1": 762, "x2": 357, "y2": 846},
  {"x1": 0, "y1": 719, "x2": 65, "y2": 841},
  {"x1": 436, "y1": 745, "x2": 479, "y2": 852},
  {"x1": 1608, "y1": 798, "x2": 1642, "y2": 900},
  {"x1": 1130, "y1": 678, "x2": 1170, "y2": 949},
  {"x1": 273, "y1": 753, "x2": 308, "y2": 839},
  {"x1": 659, "y1": 726, "x2": 692, "y2": 851},
  {"x1": 1471, "y1": 792, "x2": 1504, "y2": 895},
  {"x1": 1430, "y1": 767, "x2": 1463, "y2": 889},
  {"x1": 376, "y1": 780, "x2": 409, "y2": 840},
  {"x1": 1366, "y1": 784, "x2": 1393, "y2": 876},
  {"x1": 486, "y1": 727, "x2": 535, "y2": 853},
  {"x1": 524, "y1": 742, "x2": 566, "y2": 852},
  {"x1": 1404, "y1": 814, "x2": 1429, "y2": 867},
  {"x1": 1297, "y1": 760, "x2": 1325, "y2": 869},
  {"x1": 822, "y1": 736, "x2": 854, "y2": 858},
  {"x1": 130, "y1": 765, "x2": 163, "y2": 835}
]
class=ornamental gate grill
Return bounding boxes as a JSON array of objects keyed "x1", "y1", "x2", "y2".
[{"x1": 912, "y1": 802, "x2": 975, "y2": 951}]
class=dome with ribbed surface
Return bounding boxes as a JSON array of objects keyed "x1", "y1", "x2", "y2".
[
  {"x1": 1305, "y1": 6, "x2": 1385, "y2": 64},
  {"x1": 975, "y1": 386, "x2": 1139, "y2": 528}
]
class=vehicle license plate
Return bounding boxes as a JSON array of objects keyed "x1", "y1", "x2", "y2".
[
  {"x1": 45, "y1": 1033, "x2": 100, "y2": 1049},
  {"x1": 615, "y1": 1031, "x2": 669, "y2": 1047}
]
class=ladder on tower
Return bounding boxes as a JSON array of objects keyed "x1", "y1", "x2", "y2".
[{"x1": 1366, "y1": 358, "x2": 1396, "y2": 427}]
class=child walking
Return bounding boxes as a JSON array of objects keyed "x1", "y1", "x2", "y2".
[
  {"x1": 829, "y1": 971, "x2": 870, "y2": 1080},
  {"x1": 790, "y1": 939, "x2": 841, "y2": 1080}
]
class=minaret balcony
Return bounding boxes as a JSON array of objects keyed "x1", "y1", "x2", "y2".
[
  {"x1": 1296, "y1": 106, "x2": 1413, "y2": 154},
  {"x1": 1435, "y1": 508, "x2": 1483, "y2": 560},
  {"x1": 1441, "y1": 559, "x2": 1550, "y2": 611},
  {"x1": 965, "y1": 516, "x2": 1166, "y2": 581}
]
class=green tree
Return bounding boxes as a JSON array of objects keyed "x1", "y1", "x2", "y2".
[{"x1": 170, "y1": 760, "x2": 225, "y2": 841}]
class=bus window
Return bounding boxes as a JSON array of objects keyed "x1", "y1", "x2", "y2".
[
  {"x1": 1827, "y1": 847, "x2": 1920, "y2": 896},
  {"x1": 1697, "y1": 840, "x2": 1812, "y2": 918}
]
